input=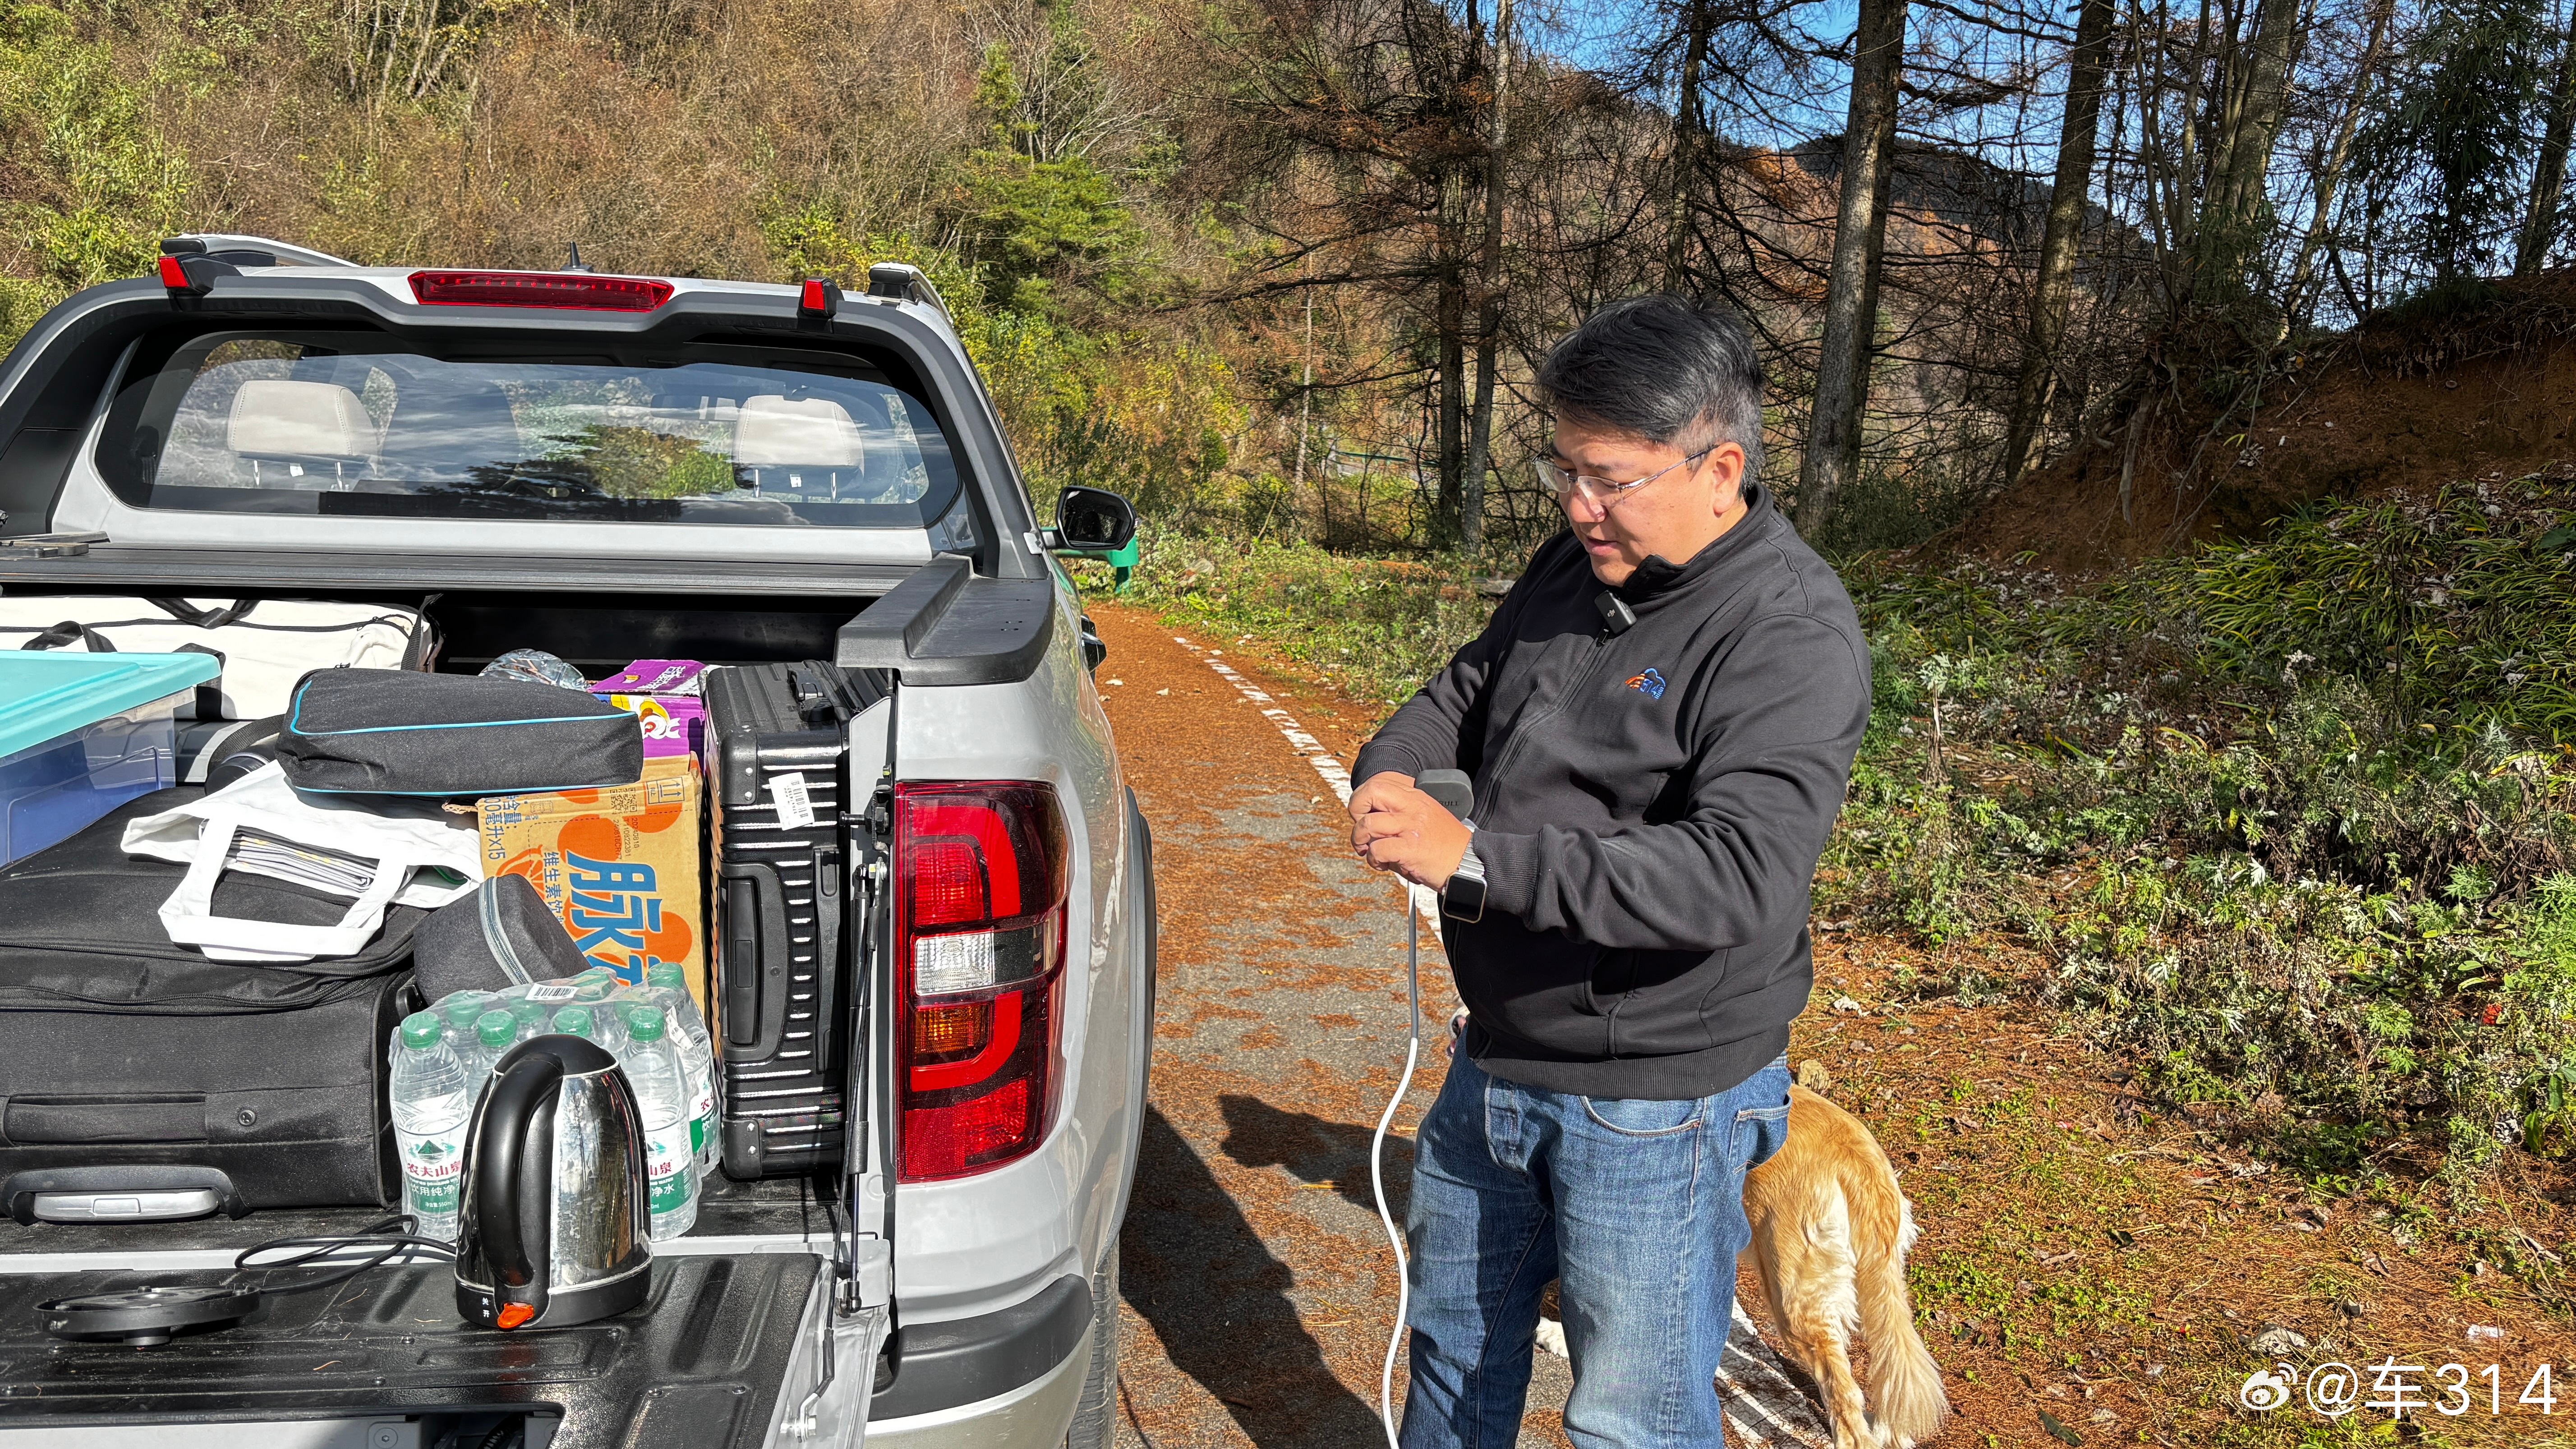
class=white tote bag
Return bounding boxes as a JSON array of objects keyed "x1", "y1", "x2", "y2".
[
  {"x1": 0, "y1": 596, "x2": 426, "y2": 718},
  {"x1": 122, "y1": 763, "x2": 479, "y2": 962}
]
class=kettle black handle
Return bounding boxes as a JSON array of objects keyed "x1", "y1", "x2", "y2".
[{"x1": 474, "y1": 1052, "x2": 565, "y2": 1289}]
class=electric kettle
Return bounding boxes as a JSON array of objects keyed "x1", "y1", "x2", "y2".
[{"x1": 453, "y1": 1034, "x2": 651, "y2": 1330}]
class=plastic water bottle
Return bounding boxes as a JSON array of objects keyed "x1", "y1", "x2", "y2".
[
  {"x1": 645, "y1": 964, "x2": 720, "y2": 1177},
  {"x1": 549, "y1": 1004, "x2": 599, "y2": 1042},
  {"x1": 569, "y1": 979, "x2": 630, "y2": 1054},
  {"x1": 506, "y1": 995, "x2": 551, "y2": 1044},
  {"x1": 473, "y1": 1011, "x2": 518, "y2": 1104},
  {"x1": 621, "y1": 1005, "x2": 699, "y2": 1240},
  {"x1": 441, "y1": 992, "x2": 493, "y2": 1077},
  {"x1": 389, "y1": 1012, "x2": 471, "y2": 1242}
]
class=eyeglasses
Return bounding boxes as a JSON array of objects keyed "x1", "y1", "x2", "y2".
[{"x1": 1533, "y1": 445, "x2": 1716, "y2": 508}]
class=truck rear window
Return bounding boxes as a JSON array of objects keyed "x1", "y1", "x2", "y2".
[{"x1": 94, "y1": 331, "x2": 962, "y2": 528}]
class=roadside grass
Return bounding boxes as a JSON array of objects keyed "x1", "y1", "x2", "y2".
[
  {"x1": 1800, "y1": 958, "x2": 2576, "y2": 1445},
  {"x1": 1070, "y1": 525, "x2": 1493, "y2": 708},
  {"x1": 1826, "y1": 478, "x2": 2576, "y2": 1257}
]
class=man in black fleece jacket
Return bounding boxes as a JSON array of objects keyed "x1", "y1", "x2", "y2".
[{"x1": 1349, "y1": 296, "x2": 1869, "y2": 1447}]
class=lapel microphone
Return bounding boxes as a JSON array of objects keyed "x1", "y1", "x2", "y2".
[{"x1": 1596, "y1": 593, "x2": 1638, "y2": 636}]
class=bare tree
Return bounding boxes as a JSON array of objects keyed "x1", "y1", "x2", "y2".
[
  {"x1": 2285, "y1": 0, "x2": 2395, "y2": 324},
  {"x1": 1795, "y1": 0, "x2": 1909, "y2": 535},
  {"x1": 2520, "y1": 0, "x2": 2576, "y2": 276},
  {"x1": 1461, "y1": 0, "x2": 1514, "y2": 557},
  {"x1": 2198, "y1": 0, "x2": 2307, "y2": 300},
  {"x1": 2001, "y1": 0, "x2": 2115, "y2": 491}
]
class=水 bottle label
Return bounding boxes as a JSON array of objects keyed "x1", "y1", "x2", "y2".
[{"x1": 648, "y1": 1139, "x2": 691, "y2": 1215}]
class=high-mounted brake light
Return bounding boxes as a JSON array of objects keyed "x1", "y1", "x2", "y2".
[
  {"x1": 894, "y1": 781, "x2": 1069, "y2": 1181},
  {"x1": 799, "y1": 277, "x2": 840, "y2": 318},
  {"x1": 407, "y1": 270, "x2": 675, "y2": 312},
  {"x1": 157, "y1": 252, "x2": 232, "y2": 297}
]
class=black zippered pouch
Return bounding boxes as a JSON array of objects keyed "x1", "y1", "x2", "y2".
[
  {"x1": 278, "y1": 669, "x2": 643, "y2": 797},
  {"x1": 411, "y1": 874, "x2": 588, "y2": 999}
]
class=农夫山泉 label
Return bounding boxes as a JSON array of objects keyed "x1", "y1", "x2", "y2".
[{"x1": 404, "y1": 1137, "x2": 463, "y2": 1215}]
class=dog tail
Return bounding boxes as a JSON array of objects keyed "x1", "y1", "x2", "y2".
[{"x1": 1853, "y1": 1165, "x2": 1949, "y2": 1448}]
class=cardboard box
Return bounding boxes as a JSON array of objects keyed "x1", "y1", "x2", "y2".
[
  {"x1": 478, "y1": 754, "x2": 707, "y2": 1015},
  {"x1": 598, "y1": 691, "x2": 706, "y2": 760}
]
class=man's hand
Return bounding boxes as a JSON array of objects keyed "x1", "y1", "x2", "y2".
[{"x1": 1348, "y1": 770, "x2": 1470, "y2": 889}]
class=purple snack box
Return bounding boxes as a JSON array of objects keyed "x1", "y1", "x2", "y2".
[
  {"x1": 596, "y1": 690, "x2": 707, "y2": 760},
  {"x1": 595, "y1": 659, "x2": 708, "y2": 697}
]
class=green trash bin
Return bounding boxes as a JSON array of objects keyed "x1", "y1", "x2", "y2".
[
  {"x1": 1104, "y1": 537, "x2": 1139, "y2": 593},
  {"x1": 1059, "y1": 537, "x2": 1141, "y2": 593}
]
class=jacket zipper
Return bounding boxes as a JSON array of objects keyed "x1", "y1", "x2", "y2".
[
  {"x1": 1478, "y1": 627, "x2": 1627, "y2": 1053},
  {"x1": 1478, "y1": 629, "x2": 1618, "y2": 795}
]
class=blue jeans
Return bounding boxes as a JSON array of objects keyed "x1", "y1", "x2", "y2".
[{"x1": 1399, "y1": 1051, "x2": 1794, "y2": 1449}]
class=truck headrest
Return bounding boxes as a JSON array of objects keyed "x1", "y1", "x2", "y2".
[
  {"x1": 733, "y1": 395, "x2": 865, "y2": 468},
  {"x1": 227, "y1": 380, "x2": 378, "y2": 460}
]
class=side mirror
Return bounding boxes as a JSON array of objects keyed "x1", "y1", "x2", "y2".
[{"x1": 1049, "y1": 486, "x2": 1137, "y2": 553}]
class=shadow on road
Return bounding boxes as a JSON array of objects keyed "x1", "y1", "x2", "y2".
[
  {"x1": 1122, "y1": 1105, "x2": 1385, "y2": 1446},
  {"x1": 1217, "y1": 1093, "x2": 1412, "y2": 1219}
]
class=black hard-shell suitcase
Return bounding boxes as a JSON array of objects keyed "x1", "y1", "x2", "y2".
[
  {"x1": 704, "y1": 661, "x2": 887, "y2": 1178},
  {"x1": 0, "y1": 788, "x2": 426, "y2": 1218}
]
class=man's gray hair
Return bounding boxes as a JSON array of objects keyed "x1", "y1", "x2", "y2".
[{"x1": 1535, "y1": 295, "x2": 1766, "y2": 483}]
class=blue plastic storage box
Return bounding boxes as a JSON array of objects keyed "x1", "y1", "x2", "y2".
[{"x1": 0, "y1": 652, "x2": 223, "y2": 868}]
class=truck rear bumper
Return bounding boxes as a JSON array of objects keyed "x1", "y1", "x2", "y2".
[{"x1": 863, "y1": 1332, "x2": 1088, "y2": 1449}]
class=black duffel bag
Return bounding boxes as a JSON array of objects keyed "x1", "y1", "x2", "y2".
[
  {"x1": 0, "y1": 788, "x2": 426, "y2": 1219},
  {"x1": 278, "y1": 669, "x2": 642, "y2": 797}
]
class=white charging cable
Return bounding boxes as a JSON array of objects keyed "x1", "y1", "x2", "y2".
[
  {"x1": 1369, "y1": 771, "x2": 1471, "y2": 1449},
  {"x1": 1371, "y1": 883, "x2": 1426, "y2": 1449}
]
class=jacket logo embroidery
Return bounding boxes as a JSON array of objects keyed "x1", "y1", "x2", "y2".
[{"x1": 1625, "y1": 668, "x2": 1667, "y2": 700}]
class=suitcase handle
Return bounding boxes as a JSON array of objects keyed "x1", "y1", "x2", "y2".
[
  {"x1": 718, "y1": 861, "x2": 793, "y2": 1055},
  {"x1": 4, "y1": 1165, "x2": 247, "y2": 1225}
]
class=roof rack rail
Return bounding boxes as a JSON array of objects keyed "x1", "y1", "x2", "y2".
[
  {"x1": 161, "y1": 234, "x2": 357, "y2": 269},
  {"x1": 865, "y1": 262, "x2": 954, "y2": 327}
]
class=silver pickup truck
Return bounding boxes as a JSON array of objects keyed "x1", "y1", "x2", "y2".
[{"x1": 0, "y1": 237, "x2": 1158, "y2": 1449}]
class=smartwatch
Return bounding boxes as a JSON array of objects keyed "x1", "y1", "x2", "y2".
[{"x1": 1443, "y1": 838, "x2": 1487, "y2": 923}]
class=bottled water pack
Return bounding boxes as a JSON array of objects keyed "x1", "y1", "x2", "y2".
[{"x1": 396, "y1": 969, "x2": 721, "y2": 1245}]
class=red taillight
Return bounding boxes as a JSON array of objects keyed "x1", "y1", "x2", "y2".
[
  {"x1": 799, "y1": 277, "x2": 840, "y2": 317},
  {"x1": 408, "y1": 270, "x2": 675, "y2": 311},
  {"x1": 156, "y1": 255, "x2": 192, "y2": 290},
  {"x1": 895, "y1": 781, "x2": 1069, "y2": 1181}
]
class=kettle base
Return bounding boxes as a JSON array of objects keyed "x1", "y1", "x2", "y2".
[{"x1": 458, "y1": 1261, "x2": 650, "y2": 1332}]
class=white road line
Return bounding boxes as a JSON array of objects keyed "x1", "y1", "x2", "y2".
[{"x1": 1171, "y1": 635, "x2": 1436, "y2": 934}]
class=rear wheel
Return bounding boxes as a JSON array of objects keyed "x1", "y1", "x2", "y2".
[{"x1": 1063, "y1": 1242, "x2": 1121, "y2": 1449}]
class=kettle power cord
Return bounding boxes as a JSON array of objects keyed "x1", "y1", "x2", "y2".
[
  {"x1": 39, "y1": 1215, "x2": 455, "y2": 1346},
  {"x1": 230, "y1": 1212, "x2": 457, "y2": 1293},
  {"x1": 1370, "y1": 768, "x2": 1474, "y2": 1449},
  {"x1": 1370, "y1": 886, "x2": 1425, "y2": 1449}
]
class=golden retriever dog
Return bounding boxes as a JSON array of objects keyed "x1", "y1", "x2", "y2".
[{"x1": 1534, "y1": 1084, "x2": 1949, "y2": 1449}]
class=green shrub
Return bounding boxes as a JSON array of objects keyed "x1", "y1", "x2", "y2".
[
  {"x1": 0, "y1": 9, "x2": 194, "y2": 354},
  {"x1": 1828, "y1": 478, "x2": 2576, "y2": 1205}
]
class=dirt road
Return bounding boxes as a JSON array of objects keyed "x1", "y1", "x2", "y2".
[{"x1": 1091, "y1": 605, "x2": 1831, "y2": 1449}]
